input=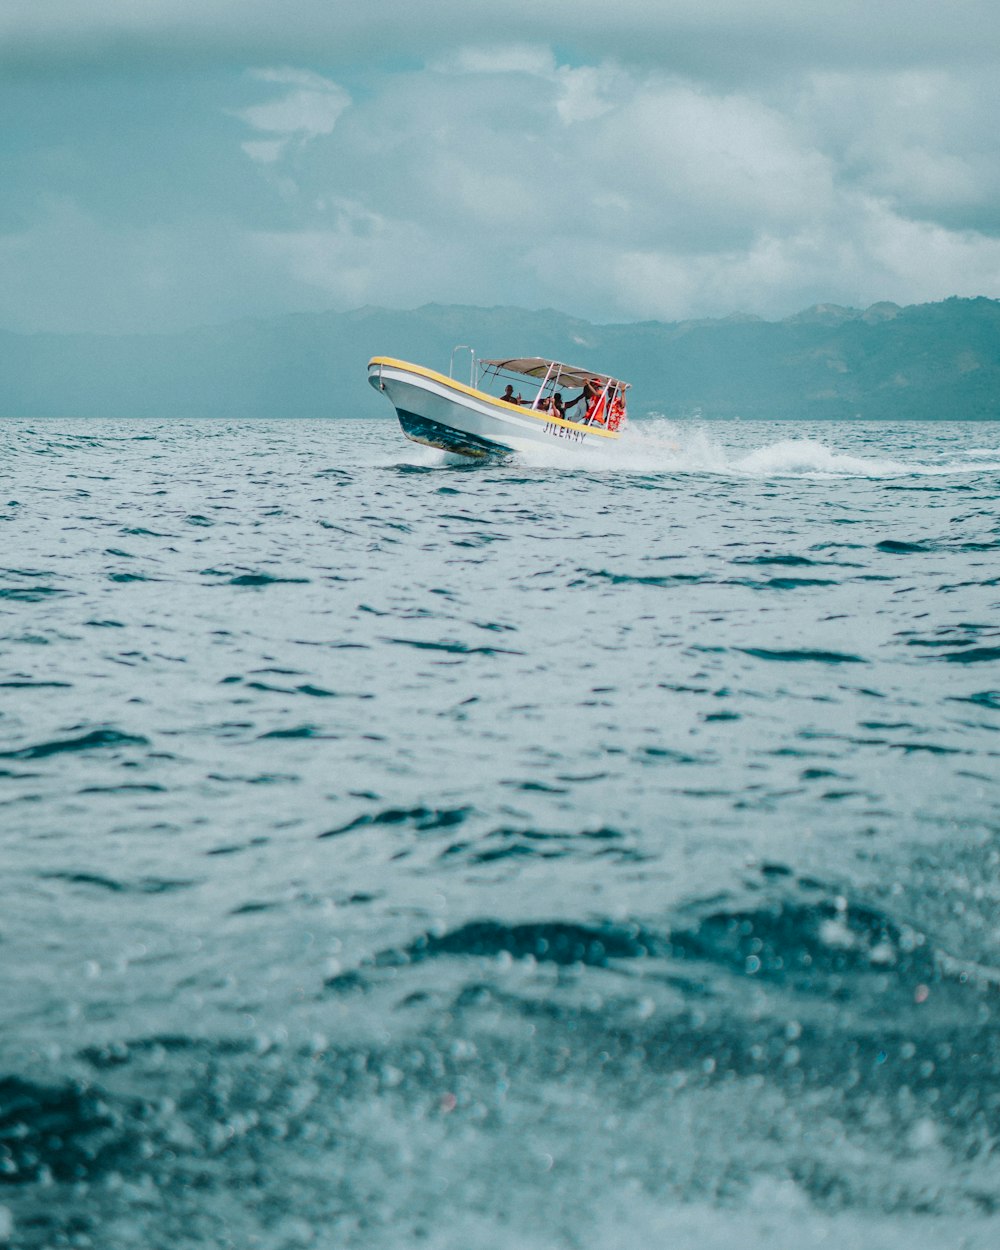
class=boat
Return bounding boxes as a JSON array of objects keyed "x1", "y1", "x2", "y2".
[{"x1": 367, "y1": 348, "x2": 630, "y2": 459}]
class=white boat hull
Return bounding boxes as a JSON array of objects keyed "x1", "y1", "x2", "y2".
[{"x1": 368, "y1": 357, "x2": 621, "y2": 458}]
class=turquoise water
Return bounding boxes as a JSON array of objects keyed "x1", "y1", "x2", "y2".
[{"x1": 1, "y1": 416, "x2": 999, "y2": 1248}]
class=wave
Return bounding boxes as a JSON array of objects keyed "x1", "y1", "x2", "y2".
[
  {"x1": 407, "y1": 919, "x2": 653, "y2": 967},
  {"x1": 475, "y1": 420, "x2": 1000, "y2": 478},
  {"x1": 738, "y1": 646, "x2": 867, "y2": 664},
  {"x1": 325, "y1": 874, "x2": 982, "y2": 1002},
  {"x1": 0, "y1": 728, "x2": 148, "y2": 760},
  {"x1": 39, "y1": 871, "x2": 191, "y2": 893},
  {"x1": 610, "y1": 423, "x2": 1000, "y2": 478},
  {"x1": 0, "y1": 1074, "x2": 137, "y2": 1186},
  {"x1": 942, "y1": 646, "x2": 1000, "y2": 664},
  {"x1": 226, "y1": 572, "x2": 311, "y2": 587},
  {"x1": 8, "y1": 866, "x2": 997, "y2": 1245},
  {"x1": 384, "y1": 412, "x2": 1000, "y2": 479},
  {"x1": 320, "y1": 804, "x2": 473, "y2": 838}
]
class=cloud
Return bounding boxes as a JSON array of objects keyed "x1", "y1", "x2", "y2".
[
  {"x1": 433, "y1": 45, "x2": 556, "y2": 78},
  {"x1": 1, "y1": 8, "x2": 998, "y2": 332},
  {"x1": 3, "y1": 2, "x2": 1000, "y2": 83},
  {"x1": 603, "y1": 211, "x2": 1000, "y2": 324},
  {"x1": 433, "y1": 44, "x2": 621, "y2": 126},
  {"x1": 248, "y1": 210, "x2": 436, "y2": 310},
  {"x1": 233, "y1": 67, "x2": 350, "y2": 167},
  {"x1": 212, "y1": 47, "x2": 1000, "y2": 325},
  {"x1": 587, "y1": 81, "x2": 836, "y2": 251},
  {"x1": 0, "y1": 198, "x2": 334, "y2": 334},
  {"x1": 241, "y1": 139, "x2": 287, "y2": 165},
  {"x1": 243, "y1": 48, "x2": 999, "y2": 322},
  {"x1": 793, "y1": 68, "x2": 1000, "y2": 233}
]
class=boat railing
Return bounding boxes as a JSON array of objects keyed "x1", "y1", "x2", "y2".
[
  {"x1": 528, "y1": 360, "x2": 557, "y2": 409},
  {"x1": 450, "y1": 345, "x2": 476, "y2": 386}
]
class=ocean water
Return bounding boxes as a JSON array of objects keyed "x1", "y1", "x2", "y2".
[{"x1": 1, "y1": 415, "x2": 998, "y2": 1249}]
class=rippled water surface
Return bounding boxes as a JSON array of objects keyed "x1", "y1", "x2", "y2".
[{"x1": 1, "y1": 417, "x2": 999, "y2": 1248}]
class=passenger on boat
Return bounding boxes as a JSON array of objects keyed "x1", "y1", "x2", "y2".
[
  {"x1": 566, "y1": 378, "x2": 607, "y2": 424},
  {"x1": 550, "y1": 392, "x2": 566, "y2": 419},
  {"x1": 501, "y1": 384, "x2": 523, "y2": 405}
]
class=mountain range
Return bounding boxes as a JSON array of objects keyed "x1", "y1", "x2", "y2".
[{"x1": 1, "y1": 296, "x2": 998, "y2": 420}]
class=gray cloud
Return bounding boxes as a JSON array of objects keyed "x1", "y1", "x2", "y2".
[
  {"x1": 229, "y1": 51, "x2": 1000, "y2": 322},
  {"x1": 3, "y1": 2, "x2": 1000, "y2": 81},
  {"x1": 0, "y1": 4, "x2": 998, "y2": 332},
  {"x1": 0, "y1": 200, "x2": 334, "y2": 334}
]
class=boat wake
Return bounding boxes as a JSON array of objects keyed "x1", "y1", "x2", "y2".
[
  {"x1": 515, "y1": 420, "x2": 1000, "y2": 478},
  {"x1": 384, "y1": 416, "x2": 1000, "y2": 480}
]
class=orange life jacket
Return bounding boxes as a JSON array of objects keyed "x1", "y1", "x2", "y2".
[{"x1": 585, "y1": 393, "x2": 607, "y2": 425}]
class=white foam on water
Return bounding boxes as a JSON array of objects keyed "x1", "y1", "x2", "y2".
[
  {"x1": 367, "y1": 417, "x2": 1000, "y2": 479},
  {"x1": 734, "y1": 437, "x2": 915, "y2": 477},
  {"x1": 580, "y1": 420, "x2": 1000, "y2": 478},
  {"x1": 410, "y1": 1184, "x2": 1000, "y2": 1250}
]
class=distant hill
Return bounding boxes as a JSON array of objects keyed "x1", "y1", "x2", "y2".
[{"x1": 1, "y1": 296, "x2": 998, "y2": 420}]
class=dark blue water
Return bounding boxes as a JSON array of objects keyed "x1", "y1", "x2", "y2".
[{"x1": 1, "y1": 417, "x2": 999, "y2": 1249}]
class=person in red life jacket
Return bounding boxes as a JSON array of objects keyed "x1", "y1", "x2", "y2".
[
  {"x1": 583, "y1": 378, "x2": 607, "y2": 425},
  {"x1": 564, "y1": 378, "x2": 605, "y2": 423}
]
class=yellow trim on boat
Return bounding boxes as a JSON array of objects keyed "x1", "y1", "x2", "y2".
[{"x1": 368, "y1": 356, "x2": 620, "y2": 440}]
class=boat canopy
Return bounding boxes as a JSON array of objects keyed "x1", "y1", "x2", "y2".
[{"x1": 480, "y1": 357, "x2": 630, "y2": 391}]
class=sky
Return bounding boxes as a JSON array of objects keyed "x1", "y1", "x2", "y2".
[{"x1": 2, "y1": 1, "x2": 999, "y2": 334}]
